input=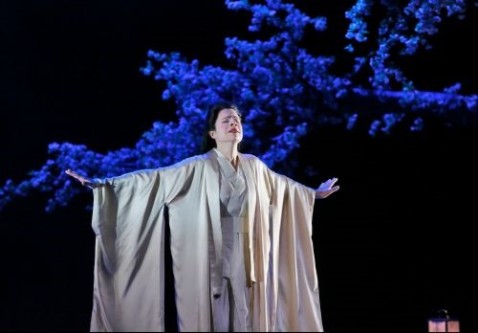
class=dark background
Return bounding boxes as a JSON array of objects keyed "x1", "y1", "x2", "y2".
[{"x1": 1, "y1": 1, "x2": 477, "y2": 331}]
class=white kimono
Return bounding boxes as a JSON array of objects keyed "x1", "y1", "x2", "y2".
[
  {"x1": 89, "y1": 150, "x2": 324, "y2": 332},
  {"x1": 213, "y1": 148, "x2": 250, "y2": 332}
]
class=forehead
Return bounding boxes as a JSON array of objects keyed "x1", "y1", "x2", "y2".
[{"x1": 217, "y1": 108, "x2": 240, "y2": 119}]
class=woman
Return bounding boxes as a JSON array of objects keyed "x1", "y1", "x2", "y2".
[{"x1": 66, "y1": 102, "x2": 339, "y2": 332}]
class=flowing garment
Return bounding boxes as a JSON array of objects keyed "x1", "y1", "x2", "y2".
[{"x1": 89, "y1": 150, "x2": 324, "y2": 332}]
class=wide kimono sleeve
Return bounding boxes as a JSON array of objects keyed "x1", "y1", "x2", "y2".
[
  {"x1": 89, "y1": 156, "x2": 200, "y2": 332},
  {"x1": 244, "y1": 155, "x2": 323, "y2": 332},
  {"x1": 269, "y1": 168, "x2": 324, "y2": 332}
]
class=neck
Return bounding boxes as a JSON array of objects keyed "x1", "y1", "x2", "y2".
[{"x1": 215, "y1": 143, "x2": 239, "y2": 167}]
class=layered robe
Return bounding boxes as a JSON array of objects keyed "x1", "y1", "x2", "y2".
[
  {"x1": 213, "y1": 148, "x2": 251, "y2": 331},
  {"x1": 89, "y1": 150, "x2": 324, "y2": 332}
]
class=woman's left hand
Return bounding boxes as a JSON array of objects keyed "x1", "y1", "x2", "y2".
[{"x1": 315, "y1": 177, "x2": 340, "y2": 199}]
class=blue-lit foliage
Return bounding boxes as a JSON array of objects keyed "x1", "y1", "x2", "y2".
[{"x1": 1, "y1": 0, "x2": 477, "y2": 212}]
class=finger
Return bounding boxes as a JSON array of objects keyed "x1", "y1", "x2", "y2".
[
  {"x1": 66, "y1": 170, "x2": 85, "y2": 183},
  {"x1": 329, "y1": 178, "x2": 338, "y2": 186},
  {"x1": 323, "y1": 186, "x2": 340, "y2": 197},
  {"x1": 65, "y1": 169, "x2": 79, "y2": 177}
]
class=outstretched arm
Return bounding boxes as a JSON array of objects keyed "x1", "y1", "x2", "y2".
[
  {"x1": 65, "y1": 169, "x2": 98, "y2": 189},
  {"x1": 315, "y1": 177, "x2": 340, "y2": 199}
]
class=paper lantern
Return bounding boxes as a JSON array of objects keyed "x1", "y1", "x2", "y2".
[{"x1": 428, "y1": 309, "x2": 460, "y2": 332}]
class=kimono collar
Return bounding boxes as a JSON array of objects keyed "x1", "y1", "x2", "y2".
[{"x1": 213, "y1": 148, "x2": 239, "y2": 170}]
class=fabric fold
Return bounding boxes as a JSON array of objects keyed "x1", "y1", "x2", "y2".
[{"x1": 89, "y1": 151, "x2": 324, "y2": 332}]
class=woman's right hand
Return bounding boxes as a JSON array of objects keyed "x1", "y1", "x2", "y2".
[{"x1": 65, "y1": 169, "x2": 97, "y2": 189}]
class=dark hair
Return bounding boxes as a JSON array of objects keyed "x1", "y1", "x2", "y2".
[{"x1": 201, "y1": 102, "x2": 242, "y2": 153}]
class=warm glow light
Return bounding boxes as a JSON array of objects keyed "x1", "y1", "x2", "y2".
[{"x1": 428, "y1": 319, "x2": 460, "y2": 332}]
